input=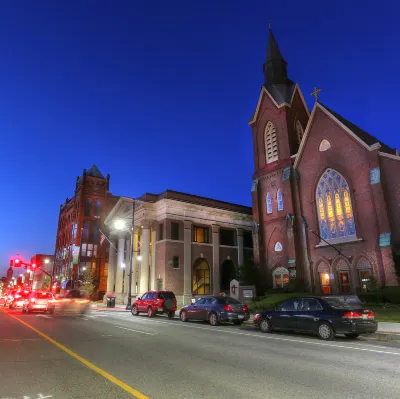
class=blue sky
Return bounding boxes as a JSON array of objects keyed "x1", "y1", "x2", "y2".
[{"x1": 0, "y1": 0, "x2": 399, "y2": 275}]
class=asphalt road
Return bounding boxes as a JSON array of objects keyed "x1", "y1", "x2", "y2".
[{"x1": 1, "y1": 308, "x2": 400, "y2": 399}]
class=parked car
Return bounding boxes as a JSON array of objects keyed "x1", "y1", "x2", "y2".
[
  {"x1": 50, "y1": 289, "x2": 90, "y2": 316},
  {"x1": 253, "y1": 296, "x2": 377, "y2": 340},
  {"x1": 9, "y1": 290, "x2": 31, "y2": 309},
  {"x1": 179, "y1": 295, "x2": 250, "y2": 326},
  {"x1": 23, "y1": 291, "x2": 54, "y2": 313},
  {"x1": 132, "y1": 290, "x2": 177, "y2": 319}
]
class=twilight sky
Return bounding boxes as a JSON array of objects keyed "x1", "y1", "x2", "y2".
[{"x1": 0, "y1": 0, "x2": 399, "y2": 276}]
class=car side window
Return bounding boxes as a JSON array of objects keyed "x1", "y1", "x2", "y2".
[
  {"x1": 150, "y1": 292, "x2": 157, "y2": 300},
  {"x1": 195, "y1": 298, "x2": 205, "y2": 305},
  {"x1": 141, "y1": 292, "x2": 149, "y2": 300},
  {"x1": 279, "y1": 299, "x2": 301, "y2": 311},
  {"x1": 301, "y1": 299, "x2": 323, "y2": 311},
  {"x1": 203, "y1": 298, "x2": 213, "y2": 305}
]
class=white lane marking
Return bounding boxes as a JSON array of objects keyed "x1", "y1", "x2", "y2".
[
  {"x1": 36, "y1": 314, "x2": 52, "y2": 319},
  {"x1": 116, "y1": 317, "x2": 400, "y2": 356},
  {"x1": 101, "y1": 334, "x2": 113, "y2": 337},
  {"x1": 114, "y1": 326, "x2": 157, "y2": 336}
]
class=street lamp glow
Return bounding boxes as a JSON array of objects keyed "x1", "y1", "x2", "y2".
[
  {"x1": 137, "y1": 255, "x2": 142, "y2": 261},
  {"x1": 44, "y1": 259, "x2": 50, "y2": 264},
  {"x1": 121, "y1": 263, "x2": 126, "y2": 268},
  {"x1": 82, "y1": 267, "x2": 86, "y2": 271},
  {"x1": 114, "y1": 220, "x2": 126, "y2": 230}
]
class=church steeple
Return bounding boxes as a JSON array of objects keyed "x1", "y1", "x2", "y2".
[{"x1": 263, "y1": 28, "x2": 294, "y2": 88}]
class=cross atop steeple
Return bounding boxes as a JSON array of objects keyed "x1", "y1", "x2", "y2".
[{"x1": 311, "y1": 87, "x2": 322, "y2": 102}]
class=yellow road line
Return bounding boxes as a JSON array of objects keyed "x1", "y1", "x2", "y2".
[{"x1": 3, "y1": 310, "x2": 150, "y2": 399}]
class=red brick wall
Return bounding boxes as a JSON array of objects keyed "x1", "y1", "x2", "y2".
[
  {"x1": 164, "y1": 241, "x2": 184, "y2": 294},
  {"x1": 380, "y1": 156, "x2": 400, "y2": 247}
]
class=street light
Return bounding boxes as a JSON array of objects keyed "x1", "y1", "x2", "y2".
[
  {"x1": 44, "y1": 259, "x2": 50, "y2": 264},
  {"x1": 137, "y1": 255, "x2": 142, "y2": 261},
  {"x1": 114, "y1": 200, "x2": 136, "y2": 310}
]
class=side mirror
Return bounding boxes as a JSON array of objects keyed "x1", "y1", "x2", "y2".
[{"x1": 191, "y1": 298, "x2": 196, "y2": 304}]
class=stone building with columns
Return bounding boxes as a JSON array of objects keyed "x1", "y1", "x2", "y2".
[{"x1": 104, "y1": 190, "x2": 254, "y2": 305}]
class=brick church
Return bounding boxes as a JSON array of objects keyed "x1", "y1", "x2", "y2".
[{"x1": 250, "y1": 28, "x2": 400, "y2": 294}]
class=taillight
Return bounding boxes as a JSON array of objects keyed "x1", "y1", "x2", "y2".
[
  {"x1": 31, "y1": 298, "x2": 36, "y2": 303},
  {"x1": 367, "y1": 312, "x2": 375, "y2": 320},
  {"x1": 342, "y1": 311, "x2": 362, "y2": 320},
  {"x1": 243, "y1": 305, "x2": 249, "y2": 311},
  {"x1": 223, "y1": 305, "x2": 233, "y2": 311}
]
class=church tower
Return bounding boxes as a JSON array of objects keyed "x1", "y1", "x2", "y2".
[{"x1": 249, "y1": 27, "x2": 309, "y2": 289}]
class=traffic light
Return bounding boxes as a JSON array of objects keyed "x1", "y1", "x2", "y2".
[
  {"x1": 13, "y1": 259, "x2": 21, "y2": 267},
  {"x1": 31, "y1": 263, "x2": 37, "y2": 270}
]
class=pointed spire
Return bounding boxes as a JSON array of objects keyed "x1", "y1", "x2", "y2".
[
  {"x1": 86, "y1": 164, "x2": 105, "y2": 179},
  {"x1": 263, "y1": 26, "x2": 293, "y2": 88}
]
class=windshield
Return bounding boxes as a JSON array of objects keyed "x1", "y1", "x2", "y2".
[{"x1": 159, "y1": 292, "x2": 175, "y2": 299}]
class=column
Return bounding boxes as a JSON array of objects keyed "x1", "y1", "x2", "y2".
[
  {"x1": 106, "y1": 240, "x2": 116, "y2": 294},
  {"x1": 123, "y1": 237, "x2": 131, "y2": 302},
  {"x1": 237, "y1": 228, "x2": 244, "y2": 267},
  {"x1": 212, "y1": 225, "x2": 220, "y2": 295},
  {"x1": 115, "y1": 236, "x2": 125, "y2": 296},
  {"x1": 131, "y1": 229, "x2": 139, "y2": 296},
  {"x1": 183, "y1": 220, "x2": 192, "y2": 305},
  {"x1": 150, "y1": 228, "x2": 156, "y2": 290},
  {"x1": 139, "y1": 222, "x2": 151, "y2": 295}
]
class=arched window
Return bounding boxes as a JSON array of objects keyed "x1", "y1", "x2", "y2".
[
  {"x1": 316, "y1": 169, "x2": 356, "y2": 241},
  {"x1": 266, "y1": 193, "x2": 272, "y2": 214},
  {"x1": 265, "y1": 121, "x2": 278, "y2": 164},
  {"x1": 84, "y1": 199, "x2": 92, "y2": 217},
  {"x1": 277, "y1": 190, "x2": 283, "y2": 211},
  {"x1": 94, "y1": 201, "x2": 101, "y2": 218},
  {"x1": 295, "y1": 120, "x2": 304, "y2": 146}
]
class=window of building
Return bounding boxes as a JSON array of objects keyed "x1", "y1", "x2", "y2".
[
  {"x1": 171, "y1": 222, "x2": 180, "y2": 240},
  {"x1": 82, "y1": 222, "x2": 89, "y2": 241},
  {"x1": 193, "y1": 226, "x2": 210, "y2": 243},
  {"x1": 72, "y1": 223, "x2": 77, "y2": 240},
  {"x1": 220, "y1": 229, "x2": 235, "y2": 246},
  {"x1": 273, "y1": 267, "x2": 289, "y2": 288},
  {"x1": 94, "y1": 201, "x2": 101, "y2": 218},
  {"x1": 87, "y1": 244, "x2": 94, "y2": 257},
  {"x1": 158, "y1": 223, "x2": 164, "y2": 241},
  {"x1": 266, "y1": 193, "x2": 272, "y2": 214},
  {"x1": 172, "y1": 256, "x2": 179, "y2": 269},
  {"x1": 243, "y1": 231, "x2": 253, "y2": 248},
  {"x1": 296, "y1": 120, "x2": 304, "y2": 146},
  {"x1": 81, "y1": 244, "x2": 87, "y2": 257},
  {"x1": 84, "y1": 199, "x2": 92, "y2": 217},
  {"x1": 277, "y1": 190, "x2": 283, "y2": 211},
  {"x1": 264, "y1": 121, "x2": 278, "y2": 164},
  {"x1": 316, "y1": 168, "x2": 356, "y2": 241}
]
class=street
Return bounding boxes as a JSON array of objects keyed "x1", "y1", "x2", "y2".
[{"x1": 1, "y1": 308, "x2": 400, "y2": 399}]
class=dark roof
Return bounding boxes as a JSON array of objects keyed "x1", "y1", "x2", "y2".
[
  {"x1": 138, "y1": 189, "x2": 252, "y2": 215},
  {"x1": 86, "y1": 164, "x2": 105, "y2": 179},
  {"x1": 320, "y1": 103, "x2": 395, "y2": 155},
  {"x1": 266, "y1": 29, "x2": 285, "y2": 63}
]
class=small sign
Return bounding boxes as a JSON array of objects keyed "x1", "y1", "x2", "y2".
[
  {"x1": 242, "y1": 289, "x2": 253, "y2": 298},
  {"x1": 230, "y1": 279, "x2": 239, "y2": 300}
]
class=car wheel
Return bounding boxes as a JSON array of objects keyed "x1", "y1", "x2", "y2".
[
  {"x1": 180, "y1": 310, "x2": 188, "y2": 322},
  {"x1": 345, "y1": 333, "x2": 359, "y2": 339},
  {"x1": 317, "y1": 322, "x2": 335, "y2": 341},
  {"x1": 167, "y1": 311, "x2": 175, "y2": 319},
  {"x1": 147, "y1": 307, "x2": 155, "y2": 318},
  {"x1": 232, "y1": 320, "x2": 242, "y2": 325},
  {"x1": 209, "y1": 312, "x2": 219, "y2": 326},
  {"x1": 260, "y1": 318, "x2": 272, "y2": 333},
  {"x1": 131, "y1": 305, "x2": 139, "y2": 316}
]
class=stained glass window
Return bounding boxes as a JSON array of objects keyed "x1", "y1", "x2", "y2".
[
  {"x1": 316, "y1": 169, "x2": 356, "y2": 241},
  {"x1": 265, "y1": 121, "x2": 278, "y2": 164},
  {"x1": 266, "y1": 193, "x2": 272, "y2": 214},
  {"x1": 277, "y1": 190, "x2": 283, "y2": 211}
]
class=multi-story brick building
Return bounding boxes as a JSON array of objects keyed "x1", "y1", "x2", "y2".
[
  {"x1": 104, "y1": 191, "x2": 254, "y2": 305},
  {"x1": 53, "y1": 165, "x2": 119, "y2": 295},
  {"x1": 250, "y1": 28, "x2": 399, "y2": 293}
]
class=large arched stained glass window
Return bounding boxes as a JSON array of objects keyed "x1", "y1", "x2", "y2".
[{"x1": 316, "y1": 169, "x2": 356, "y2": 241}]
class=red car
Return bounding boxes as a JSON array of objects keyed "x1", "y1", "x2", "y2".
[{"x1": 132, "y1": 290, "x2": 177, "y2": 319}]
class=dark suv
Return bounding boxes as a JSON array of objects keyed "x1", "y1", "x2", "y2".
[{"x1": 132, "y1": 291, "x2": 177, "y2": 319}]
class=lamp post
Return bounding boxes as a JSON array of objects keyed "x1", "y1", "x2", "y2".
[{"x1": 114, "y1": 200, "x2": 136, "y2": 310}]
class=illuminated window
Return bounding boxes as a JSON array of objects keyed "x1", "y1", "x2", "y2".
[
  {"x1": 277, "y1": 190, "x2": 283, "y2": 211},
  {"x1": 265, "y1": 121, "x2": 278, "y2": 164},
  {"x1": 266, "y1": 193, "x2": 272, "y2": 214},
  {"x1": 193, "y1": 226, "x2": 209, "y2": 243},
  {"x1": 295, "y1": 120, "x2": 304, "y2": 146},
  {"x1": 316, "y1": 169, "x2": 356, "y2": 241}
]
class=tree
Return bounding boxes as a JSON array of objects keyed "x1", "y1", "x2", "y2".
[
  {"x1": 41, "y1": 276, "x2": 51, "y2": 291},
  {"x1": 237, "y1": 259, "x2": 259, "y2": 286},
  {"x1": 81, "y1": 268, "x2": 96, "y2": 298}
]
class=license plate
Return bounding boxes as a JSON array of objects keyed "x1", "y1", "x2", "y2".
[
  {"x1": 37, "y1": 305, "x2": 45, "y2": 308},
  {"x1": 362, "y1": 314, "x2": 368, "y2": 319},
  {"x1": 238, "y1": 315, "x2": 245, "y2": 319},
  {"x1": 158, "y1": 308, "x2": 163, "y2": 312}
]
